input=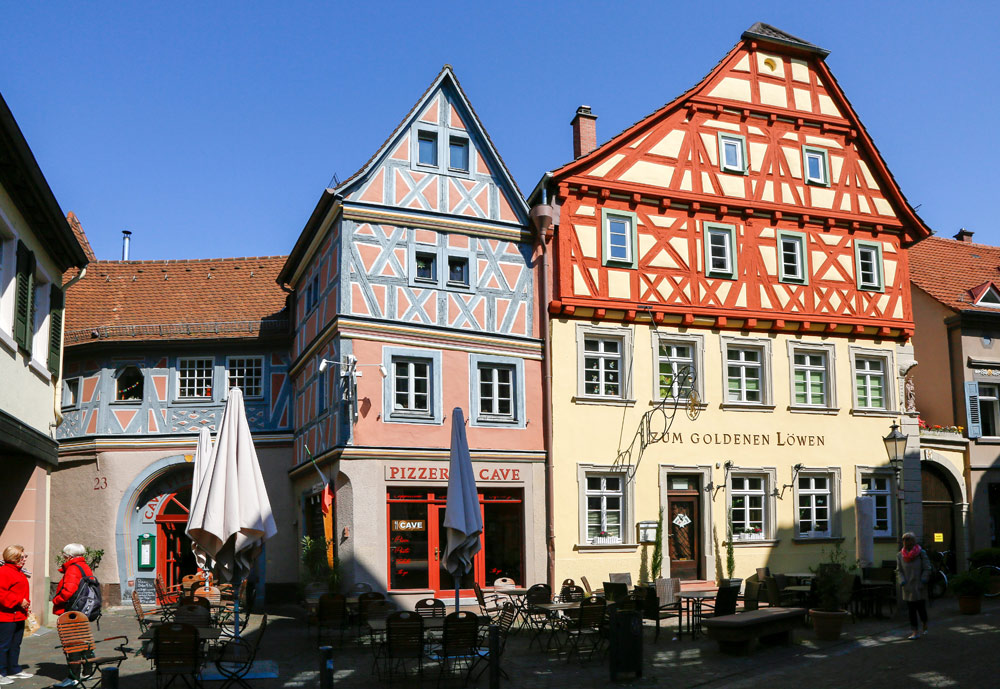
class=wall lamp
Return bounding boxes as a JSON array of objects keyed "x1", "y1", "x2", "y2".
[{"x1": 318, "y1": 357, "x2": 387, "y2": 378}]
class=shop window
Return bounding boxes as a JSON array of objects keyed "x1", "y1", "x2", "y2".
[
  {"x1": 227, "y1": 356, "x2": 263, "y2": 398},
  {"x1": 116, "y1": 366, "x2": 144, "y2": 402},
  {"x1": 860, "y1": 473, "x2": 894, "y2": 537},
  {"x1": 178, "y1": 358, "x2": 214, "y2": 399}
]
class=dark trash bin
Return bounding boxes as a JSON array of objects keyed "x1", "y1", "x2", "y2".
[{"x1": 608, "y1": 609, "x2": 643, "y2": 680}]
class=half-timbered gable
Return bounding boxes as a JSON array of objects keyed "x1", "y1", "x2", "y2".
[{"x1": 547, "y1": 23, "x2": 929, "y2": 337}]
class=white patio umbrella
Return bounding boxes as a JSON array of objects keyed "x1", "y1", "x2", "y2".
[
  {"x1": 186, "y1": 427, "x2": 216, "y2": 572},
  {"x1": 443, "y1": 407, "x2": 482, "y2": 612},
  {"x1": 187, "y1": 387, "x2": 277, "y2": 635}
]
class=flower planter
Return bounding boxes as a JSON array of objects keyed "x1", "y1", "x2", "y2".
[
  {"x1": 958, "y1": 595, "x2": 982, "y2": 615},
  {"x1": 735, "y1": 533, "x2": 764, "y2": 542},
  {"x1": 810, "y1": 609, "x2": 850, "y2": 640},
  {"x1": 591, "y1": 536, "x2": 622, "y2": 545}
]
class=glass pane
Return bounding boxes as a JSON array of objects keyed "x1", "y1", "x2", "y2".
[
  {"x1": 587, "y1": 477, "x2": 601, "y2": 491},
  {"x1": 807, "y1": 154, "x2": 822, "y2": 180},
  {"x1": 389, "y1": 501, "x2": 429, "y2": 589},
  {"x1": 605, "y1": 477, "x2": 620, "y2": 491},
  {"x1": 748, "y1": 478, "x2": 762, "y2": 491},
  {"x1": 483, "y1": 500, "x2": 523, "y2": 585},
  {"x1": 418, "y1": 135, "x2": 437, "y2": 166},
  {"x1": 584, "y1": 339, "x2": 599, "y2": 352},
  {"x1": 449, "y1": 139, "x2": 469, "y2": 170},
  {"x1": 604, "y1": 340, "x2": 619, "y2": 354},
  {"x1": 448, "y1": 258, "x2": 468, "y2": 284}
]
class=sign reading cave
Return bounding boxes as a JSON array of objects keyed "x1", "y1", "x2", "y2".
[
  {"x1": 392, "y1": 520, "x2": 426, "y2": 531},
  {"x1": 651, "y1": 432, "x2": 826, "y2": 447}
]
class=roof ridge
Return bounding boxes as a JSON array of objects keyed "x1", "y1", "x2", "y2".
[
  {"x1": 87, "y1": 255, "x2": 289, "y2": 266},
  {"x1": 918, "y1": 236, "x2": 1000, "y2": 251},
  {"x1": 742, "y1": 22, "x2": 829, "y2": 58}
]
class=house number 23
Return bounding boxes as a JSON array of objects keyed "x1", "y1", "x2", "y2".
[{"x1": 93, "y1": 477, "x2": 108, "y2": 490}]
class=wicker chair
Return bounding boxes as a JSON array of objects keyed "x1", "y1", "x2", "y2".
[
  {"x1": 644, "y1": 577, "x2": 681, "y2": 640},
  {"x1": 56, "y1": 611, "x2": 129, "y2": 689}
]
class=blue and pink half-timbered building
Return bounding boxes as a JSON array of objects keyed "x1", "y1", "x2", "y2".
[{"x1": 279, "y1": 66, "x2": 546, "y2": 606}]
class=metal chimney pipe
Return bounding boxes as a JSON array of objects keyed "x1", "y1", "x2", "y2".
[{"x1": 122, "y1": 230, "x2": 132, "y2": 261}]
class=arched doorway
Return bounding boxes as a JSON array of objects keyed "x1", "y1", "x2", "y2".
[
  {"x1": 922, "y1": 463, "x2": 957, "y2": 569},
  {"x1": 156, "y1": 487, "x2": 198, "y2": 590}
]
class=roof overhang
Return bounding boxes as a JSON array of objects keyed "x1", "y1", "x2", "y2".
[
  {"x1": 277, "y1": 189, "x2": 341, "y2": 287},
  {"x1": 0, "y1": 408, "x2": 58, "y2": 467}
]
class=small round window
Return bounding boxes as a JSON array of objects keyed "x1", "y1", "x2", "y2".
[{"x1": 116, "y1": 366, "x2": 144, "y2": 401}]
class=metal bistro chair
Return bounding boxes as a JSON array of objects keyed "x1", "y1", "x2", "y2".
[
  {"x1": 56, "y1": 611, "x2": 129, "y2": 689},
  {"x1": 153, "y1": 623, "x2": 202, "y2": 689},
  {"x1": 560, "y1": 584, "x2": 585, "y2": 602},
  {"x1": 602, "y1": 582, "x2": 629, "y2": 605},
  {"x1": 523, "y1": 583, "x2": 553, "y2": 650},
  {"x1": 380, "y1": 610, "x2": 424, "y2": 682},
  {"x1": 554, "y1": 596, "x2": 605, "y2": 662},
  {"x1": 357, "y1": 591, "x2": 387, "y2": 640},
  {"x1": 317, "y1": 593, "x2": 350, "y2": 646},
  {"x1": 156, "y1": 575, "x2": 182, "y2": 608},
  {"x1": 473, "y1": 583, "x2": 504, "y2": 623},
  {"x1": 213, "y1": 614, "x2": 268, "y2": 689},
  {"x1": 415, "y1": 598, "x2": 446, "y2": 619},
  {"x1": 428, "y1": 611, "x2": 480, "y2": 688},
  {"x1": 471, "y1": 601, "x2": 518, "y2": 683}
]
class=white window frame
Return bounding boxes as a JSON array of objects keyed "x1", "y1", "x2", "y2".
[
  {"x1": 787, "y1": 342, "x2": 837, "y2": 411},
  {"x1": 857, "y1": 468, "x2": 895, "y2": 538},
  {"x1": 777, "y1": 230, "x2": 808, "y2": 284},
  {"x1": 726, "y1": 469, "x2": 777, "y2": 542},
  {"x1": 976, "y1": 286, "x2": 1000, "y2": 307},
  {"x1": 227, "y1": 356, "x2": 264, "y2": 399},
  {"x1": 577, "y1": 464, "x2": 635, "y2": 547},
  {"x1": 979, "y1": 382, "x2": 1000, "y2": 437},
  {"x1": 704, "y1": 222, "x2": 738, "y2": 279},
  {"x1": 802, "y1": 145, "x2": 830, "y2": 186},
  {"x1": 448, "y1": 136, "x2": 470, "y2": 172},
  {"x1": 0, "y1": 223, "x2": 16, "y2": 344},
  {"x1": 718, "y1": 133, "x2": 748, "y2": 174},
  {"x1": 849, "y1": 347, "x2": 894, "y2": 414},
  {"x1": 177, "y1": 357, "x2": 215, "y2": 400},
  {"x1": 413, "y1": 247, "x2": 438, "y2": 285},
  {"x1": 855, "y1": 240, "x2": 884, "y2": 292},
  {"x1": 576, "y1": 324, "x2": 633, "y2": 403},
  {"x1": 62, "y1": 376, "x2": 81, "y2": 410},
  {"x1": 601, "y1": 208, "x2": 637, "y2": 268},
  {"x1": 794, "y1": 472, "x2": 836, "y2": 539},
  {"x1": 652, "y1": 333, "x2": 705, "y2": 403},
  {"x1": 721, "y1": 337, "x2": 772, "y2": 408},
  {"x1": 416, "y1": 129, "x2": 439, "y2": 168},
  {"x1": 477, "y1": 363, "x2": 515, "y2": 422},
  {"x1": 381, "y1": 346, "x2": 442, "y2": 424}
]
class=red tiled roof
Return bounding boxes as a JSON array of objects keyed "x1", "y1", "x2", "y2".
[
  {"x1": 64, "y1": 256, "x2": 290, "y2": 346},
  {"x1": 909, "y1": 236, "x2": 1000, "y2": 312},
  {"x1": 65, "y1": 212, "x2": 96, "y2": 263}
]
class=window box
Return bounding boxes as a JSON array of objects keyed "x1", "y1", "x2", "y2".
[
  {"x1": 734, "y1": 531, "x2": 765, "y2": 542},
  {"x1": 590, "y1": 535, "x2": 622, "y2": 546}
]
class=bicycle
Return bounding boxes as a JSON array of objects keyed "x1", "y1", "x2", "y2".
[{"x1": 926, "y1": 550, "x2": 951, "y2": 600}]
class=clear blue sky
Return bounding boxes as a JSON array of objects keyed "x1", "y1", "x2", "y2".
[{"x1": 2, "y1": 2, "x2": 997, "y2": 262}]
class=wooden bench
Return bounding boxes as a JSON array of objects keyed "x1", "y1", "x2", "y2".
[{"x1": 701, "y1": 607, "x2": 806, "y2": 654}]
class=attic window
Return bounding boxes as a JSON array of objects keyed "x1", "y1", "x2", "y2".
[
  {"x1": 978, "y1": 286, "x2": 1000, "y2": 307},
  {"x1": 116, "y1": 366, "x2": 144, "y2": 402}
]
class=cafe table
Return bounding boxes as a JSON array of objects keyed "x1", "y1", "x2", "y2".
[
  {"x1": 528, "y1": 601, "x2": 581, "y2": 650},
  {"x1": 677, "y1": 591, "x2": 716, "y2": 639}
]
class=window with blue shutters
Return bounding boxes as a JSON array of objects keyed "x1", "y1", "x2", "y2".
[{"x1": 966, "y1": 380, "x2": 983, "y2": 439}]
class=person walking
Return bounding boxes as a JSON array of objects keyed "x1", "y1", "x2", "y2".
[
  {"x1": 0, "y1": 545, "x2": 33, "y2": 683},
  {"x1": 51, "y1": 544, "x2": 94, "y2": 616},
  {"x1": 897, "y1": 531, "x2": 931, "y2": 640}
]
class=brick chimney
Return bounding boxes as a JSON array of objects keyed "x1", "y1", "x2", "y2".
[
  {"x1": 571, "y1": 105, "x2": 598, "y2": 159},
  {"x1": 954, "y1": 228, "x2": 975, "y2": 242}
]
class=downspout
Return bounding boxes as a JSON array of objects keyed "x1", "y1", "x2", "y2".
[
  {"x1": 53, "y1": 266, "x2": 87, "y2": 426},
  {"x1": 530, "y1": 177, "x2": 556, "y2": 589}
]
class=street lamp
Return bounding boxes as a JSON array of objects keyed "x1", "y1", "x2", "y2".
[{"x1": 883, "y1": 421, "x2": 908, "y2": 543}]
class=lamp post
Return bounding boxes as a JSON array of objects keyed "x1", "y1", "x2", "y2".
[{"x1": 883, "y1": 422, "x2": 908, "y2": 543}]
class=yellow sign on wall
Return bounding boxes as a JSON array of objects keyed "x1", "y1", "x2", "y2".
[{"x1": 934, "y1": 532, "x2": 944, "y2": 543}]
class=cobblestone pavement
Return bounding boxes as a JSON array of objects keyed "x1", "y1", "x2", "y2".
[{"x1": 14, "y1": 598, "x2": 999, "y2": 688}]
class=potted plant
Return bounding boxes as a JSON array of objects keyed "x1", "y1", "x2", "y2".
[
  {"x1": 809, "y1": 542, "x2": 856, "y2": 640},
  {"x1": 950, "y1": 569, "x2": 989, "y2": 615},
  {"x1": 724, "y1": 518, "x2": 740, "y2": 589}
]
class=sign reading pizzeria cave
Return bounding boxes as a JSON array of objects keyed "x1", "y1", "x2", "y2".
[{"x1": 385, "y1": 464, "x2": 524, "y2": 482}]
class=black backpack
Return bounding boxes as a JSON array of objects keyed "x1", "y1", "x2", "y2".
[{"x1": 66, "y1": 563, "x2": 102, "y2": 622}]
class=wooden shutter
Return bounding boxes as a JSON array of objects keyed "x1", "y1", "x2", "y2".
[
  {"x1": 965, "y1": 381, "x2": 982, "y2": 439},
  {"x1": 47, "y1": 284, "x2": 64, "y2": 375},
  {"x1": 13, "y1": 241, "x2": 35, "y2": 353}
]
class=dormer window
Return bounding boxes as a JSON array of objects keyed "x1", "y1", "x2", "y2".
[
  {"x1": 116, "y1": 366, "x2": 144, "y2": 402},
  {"x1": 976, "y1": 285, "x2": 1000, "y2": 307}
]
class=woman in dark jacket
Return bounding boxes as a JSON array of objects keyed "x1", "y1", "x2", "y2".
[
  {"x1": 52, "y1": 544, "x2": 94, "y2": 616},
  {"x1": 0, "y1": 544, "x2": 33, "y2": 683}
]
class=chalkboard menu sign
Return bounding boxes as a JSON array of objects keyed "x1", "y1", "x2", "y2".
[{"x1": 134, "y1": 577, "x2": 156, "y2": 605}]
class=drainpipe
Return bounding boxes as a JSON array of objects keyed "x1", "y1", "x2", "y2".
[{"x1": 530, "y1": 177, "x2": 556, "y2": 589}]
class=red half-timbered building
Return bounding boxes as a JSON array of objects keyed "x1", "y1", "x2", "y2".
[{"x1": 531, "y1": 24, "x2": 932, "y2": 585}]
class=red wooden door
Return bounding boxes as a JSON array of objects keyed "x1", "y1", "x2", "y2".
[
  {"x1": 155, "y1": 491, "x2": 194, "y2": 590},
  {"x1": 430, "y1": 503, "x2": 485, "y2": 596}
]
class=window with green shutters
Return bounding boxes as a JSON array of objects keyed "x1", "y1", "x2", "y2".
[
  {"x1": 13, "y1": 240, "x2": 35, "y2": 354},
  {"x1": 47, "y1": 285, "x2": 64, "y2": 374}
]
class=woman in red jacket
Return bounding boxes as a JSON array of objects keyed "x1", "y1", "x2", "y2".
[
  {"x1": 0, "y1": 545, "x2": 32, "y2": 683},
  {"x1": 52, "y1": 544, "x2": 94, "y2": 616}
]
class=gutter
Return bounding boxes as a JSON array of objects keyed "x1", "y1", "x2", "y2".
[{"x1": 53, "y1": 266, "x2": 87, "y2": 426}]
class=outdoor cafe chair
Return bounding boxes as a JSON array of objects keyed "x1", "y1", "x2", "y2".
[
  {"x1": 473, "y1": 583, "x2": 504, "y2": 623},
  {"x1": 415, "y1": 597, "x2": 447, "y2": 619},
  {"x1": 560, "y1": 584, "x2": 585, "y2": 602},
  {"x1": 193, "y1": 585, "x2": 222, "y2": 606},
  {"x1": 133, "y1": 590, "x2": 168, "y2": 634},
  {"x1": 602, "y1": 582, "x2": 629, "y2": 605},
  {"x1": 471, "y1": 602, "x2": 517, "y2": 683},
  {"x1": 523, "y1": 584, "x2": 553, "y2": 649},
  {"x1": 561, "y1": 578, "x2": 576, "y2": 588},
  {"x1": 212, "y1": 613, "x2": 268, "y2": 689},
  {"x1": 179, "y1": 596, "x2": 211, "y2": 611},
  {"x1": 706, "y1": 584, "x2": 740, "y2": 618},
  {"x1": 645, "y1": 577, "x2": 681, "y2": 640},
  {"x1": 427, "y1": 611, "x2": 481, "y2": 688},
  {"x1": 609, "y1": 572, "x2": 633, "y2": 590},
  {"x1": 493, "y1": 577, "x2": 516, "y2": 588},
  {"x1": 56, "y1": 611, "x2": 130, "y2": 689},
  {"x1": 357, "y1": 591, "x2": 387, "y2": 638},
  {"x1": 317, "y1": 593, "x2": 349, "y2": 646},
  {"x1": 741, "y1": 580, "x2": 761, "y2": 611},
  {"x1": 553, "y1": 596, "x2": 605, "y2": 662},
  {"x1": 156, "y1": 575, "x2": 182, "y2": 607},
  {"x1": 153, "y1": 623, "x2": 202, "y2": 689},
  {"x1": 579, "y1": 576, "x2": 595, "y2": 596},
  {"x1": 379, "y1": 610, "x2": 424, "y2": 682},
  {"x1": 350, "y1": 582, "x2": 374, "y2": 595}
]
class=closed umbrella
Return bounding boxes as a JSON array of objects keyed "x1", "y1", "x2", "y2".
[
  {"x1": 187, "y1": 427, "x2": 216, "y2": 572},
  {"x1": 443, "y1": 407, "x2": 482, "y2": 612},
  {"x1": 187, "y1": 388, "x2": 277, "y2": 635}
]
